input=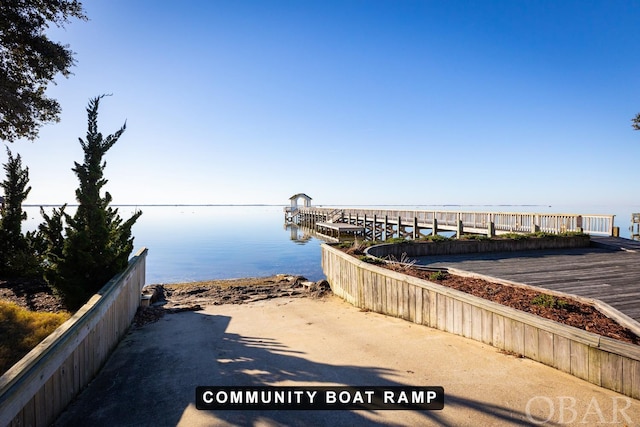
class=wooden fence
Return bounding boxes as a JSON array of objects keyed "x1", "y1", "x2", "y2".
[
  {"x1": 321, "y1": 244, "x2": 640, "y2": 399},
  {"x1": 0, "y1": 248, "x2": 148, "y2": 427},
  {"x1": 294, "y1": 207, "x2": 616, "y2": 238}
]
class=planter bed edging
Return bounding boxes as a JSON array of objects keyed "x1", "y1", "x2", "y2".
[
  {"x1": 364, "y1": 235, "x2": 591, "y2": 259},
  {"x1": 322, "y1": 243, "x2": 640, "y2": 399}
]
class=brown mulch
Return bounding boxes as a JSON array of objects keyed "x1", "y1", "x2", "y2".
[
  {"x1": 394, "y1": 266, "x2": 640, "y2": 345},
  {"x1": 339, "y1": 244, "x2": 640, "y2": 346}
]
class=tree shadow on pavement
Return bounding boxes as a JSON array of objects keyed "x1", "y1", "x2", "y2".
[{"x1": 53, "y1": 307, "x2": 546, "y2": 427}]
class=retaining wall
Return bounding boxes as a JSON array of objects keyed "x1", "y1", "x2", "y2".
[
  {"x1": 322, "y1": 244, "x2": 640, "y2": 400},
  {"x1": 364, "y1": 235, "x2": 591, "y2": 258},
  {"x1": 0, "y1": 248, "x2": 148, "y2": 427}
]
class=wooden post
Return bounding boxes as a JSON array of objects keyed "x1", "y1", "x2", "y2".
[
  {"x1": 413, "y1": 216, "x2": 419, "y2": 240},
  {"x1": 530, "y1": 214, "x2": 535, "y2": 233},
  {"x1": 384, "y1": 215, "x2": 389, "y2": 240},
  {"x1": 487, "y1": 222, "x2": 495, "y2": 238},
  {"x1": 432, "y1": 218, "x2": 438, "y2": 236},
  {"x1": 364, "y1": 214, "x2": 368, "y2": 240},
  {"x1": 373, "y1": 215, "x2": 379, "y2": 240},
  {"x1": 397, "y1": 216, "x2": 402, "y2": 238}
]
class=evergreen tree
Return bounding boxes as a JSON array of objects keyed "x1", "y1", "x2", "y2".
[
  {"x1": 633, "y1": 113, "x2": 640, "y2": 131},
  {"x1": 44, "y1": 96, "x2": 141, "y2": 309},
  {"x1": 0, "y1": 147, "x2": 40, "y2": 275},
  {"x1": 0, "y1": 0, "x2": 87, "y2": 141}
]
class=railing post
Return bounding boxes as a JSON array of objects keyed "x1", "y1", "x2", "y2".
[
  {"x1": 413, "y1": 216, "x2": 418, "y2": 240},
  {"x1": 610, "y1": 215, "x2": 616, "y2": 237},
  {"x1": 456, "y1": 212, "x2": 463, "y2": 238},
  {"x1": 432, "y1": 218, "x2": 438, "y2": 236}
]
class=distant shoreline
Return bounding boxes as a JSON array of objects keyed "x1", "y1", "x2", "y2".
[{"x1": 24, "y1": 203, "x2": 552, "y2": 208}]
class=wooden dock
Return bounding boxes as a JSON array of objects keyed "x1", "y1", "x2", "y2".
[
  {"x1": 315, "y1": 222, "x2": 364, "y2": 241},
  {"x1": 414, "y1": 237, "x2": 640, "y2": 322},
  {"x1": 287, "y1": 207, "x2": 617, "y2": 239}
]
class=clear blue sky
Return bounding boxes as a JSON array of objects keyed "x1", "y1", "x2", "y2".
[{"x1": 7, "y1": 0, "x2": 640, "y2": 208}]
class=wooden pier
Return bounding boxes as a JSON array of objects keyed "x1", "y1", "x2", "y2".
[{"x1": 286, "y1": 206, "x2": 617, "y2": 240}]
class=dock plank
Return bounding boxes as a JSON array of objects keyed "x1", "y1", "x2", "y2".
[{"x1": 416, "y1": 242, "x2": 640, "y2": 322}]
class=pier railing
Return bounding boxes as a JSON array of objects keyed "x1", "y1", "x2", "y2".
[
  {"x1": 294, "y1": 207, "x2": 615, "y2": 238},
  {"x1": 0, "y1": 248, "x2": 148, "y2": 427}
]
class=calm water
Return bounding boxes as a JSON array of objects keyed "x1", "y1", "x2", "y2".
[
  {"x1": 25, "y1": 205, "x2": 327, "y2": 285},
  {"x1": 23, "y1": 203, "x2": 640, "y2": 286}
]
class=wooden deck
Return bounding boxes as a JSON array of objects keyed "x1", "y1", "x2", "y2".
[
  {"x1": 414, "y1": 237, "x2": 640, "y2": 322},
  {"x1": 315, "y1": 222, "x2": 364, "y2": 240}
]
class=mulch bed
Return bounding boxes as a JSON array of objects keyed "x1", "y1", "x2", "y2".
[{"x1": 396, "y1": 266, "x2": 640, "y2": 345}]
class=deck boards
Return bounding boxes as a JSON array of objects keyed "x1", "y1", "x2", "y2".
[{"x1": 415, "y1": 238, "x2": 640, "y2": 322}]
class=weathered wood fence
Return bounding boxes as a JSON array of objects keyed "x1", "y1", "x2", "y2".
[
  {"x1": 292, "y1": 207, "x2": 616, "y2": 239},
  {"x1": 321, "y1": 244, "x2": 640, "y2": 399},
  {"x1": 0, "y1": 248, "x2": 148, "y2": 427}
]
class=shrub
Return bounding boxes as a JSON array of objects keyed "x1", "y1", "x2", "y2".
[
  {"x1": 358, "y1": 255, "x2": 384, "y2": 264},
  {"x1": 460, "y1": 234, "x2": 490, "y2": 240},
  {"x1": 419, "y1": 234, "x2": 450, "y2": 242},
  {"x1": 428, "y1": 271, "x2": 448, "y2": 281},
  {"x1": 385, "y1": 237, "x2": 409, "y2": 244},
  {"x1": 531, "y1": 294, "x2": 568, "y2": 309},
  {"x1": 499, "y1": 233, "x2": 529, "y2": 240}
]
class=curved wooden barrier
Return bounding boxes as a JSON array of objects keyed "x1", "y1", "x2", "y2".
[
  {"x1": 0, "y1": 248, "x2": 148, "y2": 427},
  {"x1": 321, "y1": 244, "x2": 640, "y2": 399}
]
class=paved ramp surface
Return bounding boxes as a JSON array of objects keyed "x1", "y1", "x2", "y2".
[{"x1": 54, "y1": 296, "x2": 640, "y2": 426}]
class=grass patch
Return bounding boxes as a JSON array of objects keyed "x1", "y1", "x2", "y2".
[
  {"x1": 428, "y1": 271, "x2": 449, "y2": 281},
  {"x1": 499, "y1": 232, "x2": 530, "y2": 240},
  {"x1": 531, "y1": 294, "x2": 568, "y2": 309},
  {"x1": 419, "y1": 234, "x2": 450, "y2": 242},
  {"x1": 385, "y1": 237, "x2": 410, "y2": 244},
  {"x1": 0, "y1": 301, "x2": 70, "y2": 374},
  {"x1": 358, "y1": 255, "x2": 385, "y2": 265},
  {"x1": 460, "y1": 234, "x2": 490, "y2": 240}
]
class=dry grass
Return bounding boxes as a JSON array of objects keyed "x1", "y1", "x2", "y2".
[{"x1": 0, "y1": 300, "x2": 71, "y2": 375}]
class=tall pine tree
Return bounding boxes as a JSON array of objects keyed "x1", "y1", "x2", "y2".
[
  {"x1": 43, "y1": 96, "x2": 141, "y2": 309},
  {"x1": 0, "y1": 147, "x2": 39, "y2": 275}
]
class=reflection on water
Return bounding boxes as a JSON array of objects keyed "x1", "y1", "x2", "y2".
[
  {"x1": 23, "y1": 205, "x2": 328, "y2": 285},
  {"x1": 285, "y1": 224, "x2": 313, "y2": 245}
]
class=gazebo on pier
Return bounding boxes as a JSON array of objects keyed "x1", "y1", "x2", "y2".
[{"x1": 284, "y1": 193, "x2": 313, "y2": 222}]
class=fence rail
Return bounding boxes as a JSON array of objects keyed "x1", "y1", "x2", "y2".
[
  {"x1": 291, "y1": 207, "x2": 615, "y2": 238},
  {"x1": 0, "y1": 248, "x2": 148, "y2": 427}
]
